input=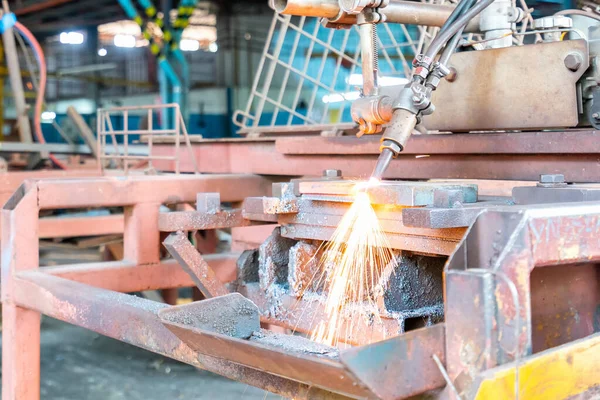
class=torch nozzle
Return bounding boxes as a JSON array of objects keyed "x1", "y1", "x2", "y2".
[{"x1": 370, "y1": 148, "x2": 395, "y2": 181}]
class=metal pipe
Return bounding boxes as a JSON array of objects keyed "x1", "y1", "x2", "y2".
[
  {"x1": 274, "y1": 0, "x2": 480, "y2": 31},
  {"x1": 384, "y1": 0, "x2": 479, "y2": 31},
  {"x1": 359, "y1": 23, "x2": 378, "y2": 97},
  {"x1": 2, "y1": 6, "x2": 32, "y2": 143},
  {"x1": 273, "y1": 0, "x2": 341, "y2": 19}
]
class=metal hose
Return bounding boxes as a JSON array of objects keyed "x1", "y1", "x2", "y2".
[
  {"x1": 554, "y1": 8, "x2": 600, "y2": 22},
  {"x1": 438, "y1": 0, "x2": 476, "y2": 66},
  {"x1": 424, "y1": 0, "x2": 494, "y2": 63}
]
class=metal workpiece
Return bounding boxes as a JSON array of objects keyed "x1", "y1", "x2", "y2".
[
  {"x1": 274, "y1": 0, "x2": 480, "y2": 30},
  {"x1": 298, "y1": 180, "x2": 478, "y2": 206},
  {"x1": 512, "y1": 183, "x2": 600, "y2": 205},
  {"x1": 402, "y1": 198, "x2": 511, "y2": 228},
  {"x1": 160, "y1": 293, "x2": 260, "y2": 339}
]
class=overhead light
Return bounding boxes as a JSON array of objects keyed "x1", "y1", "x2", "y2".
[
  {"x1": 322, "y1": 91, "x2": 361, "y2": 104},
  {"x1": 59, "y1": 31, "x2": 84, "y2": 45},
  {"x1": 347, "y1": 73, "x2": 408, "y2": 87},
  {"x1": 208, "y1": 42, "x2": 218, "y2": 52},
  {"x1": 41, "y1": 111, "x2": 56, "y2": 123},
  {"x1": 98, "y1": 48, "x2": 107, "y2": 56},
  {"x1": 180, "y1": 39, "x2": 199, "y2": 52},
  {"x1": 114, "y1": 34, "x2": 136, "y2": 48}
]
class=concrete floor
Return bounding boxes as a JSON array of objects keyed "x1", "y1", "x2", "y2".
[{"x1": 1, "y1": 317, "x2": 274, "y2": 400}]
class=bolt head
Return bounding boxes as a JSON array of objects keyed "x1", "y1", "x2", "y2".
[
  {"x1": 539, "y1": 174, "x2": 565, "y2": 184},
  {"x1": 323, "y1": 169, "x2": 342, "y2": 178},
  {"x1": 564, "y1": 53, "x2": 583, "y2": 71},
  {"x1": 445, "y1": 67, "x2": 458, "y2": 82},
  {"x1": 593, "y1": 112, "x2": 599, "y2": 119}
]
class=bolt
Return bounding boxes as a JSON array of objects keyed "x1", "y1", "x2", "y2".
[
  {"x1": 539, "y1": 174, "x2": 565, "y2": 184},
  {"x1": 593, "y1": 112, "x2": 599, "y2": 119},
  {"x1": 197, "y1": 192, "x2": 221, "y2": 214},
  {"x1": 564, "y1": 53, "x2": 583, "y2": 72},
  {"x1": 323, "y1": 169, "x2": 342, "y2": 178},
  {"x1": 445, "y1": 67, "x2": 458, "y2": 82}
]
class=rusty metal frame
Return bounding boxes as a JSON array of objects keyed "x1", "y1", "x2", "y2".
[
  {"x1": 151, "y1": 130, "x2": 600, "y2": 183},
  {"x1": 0, "y1": 174, "x2": 288, "y2": 400},
  {"x1": 444, "y1": 202, "x2": 600, "y2": 398},
  {"x1": 2, "y1": 173, "x2": 600, "y2": 400}
]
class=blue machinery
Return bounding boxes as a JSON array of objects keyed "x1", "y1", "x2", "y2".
[{"x1": 118, "y1": 0, "x2": 197, "y2": 128}]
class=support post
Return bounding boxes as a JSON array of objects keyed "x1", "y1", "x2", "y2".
[
  {"x1": 123, "y1": 202, "x2": 161, "y2": 264},
  {"x1": 2, "y1": 184, "x2": 41, "y2": 399}
]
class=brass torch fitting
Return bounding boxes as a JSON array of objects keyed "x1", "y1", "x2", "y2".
[
  {"x1": 380, "y1": 108, "x2": 418, "y2": 155},
  {"x1": 351, "y1": 95, "x2": 393, "y2": 135}
]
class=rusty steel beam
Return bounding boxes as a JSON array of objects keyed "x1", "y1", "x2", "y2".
[
  {"x1": 35, "y1": 174, "x2": 272, "y2": 209},
  {"x1": 38, "y1": 214, "x2": 124, "y2": 239},
  {"x1": 11, "y1": 272, "x2": 350, "y2": 400},
  {"x1": 275, "y1": 130, "x2": 600, "y2": 155},
  {"x1": 281, "y1": 224, "x2": 459, "y2": 255},
  {"x1": 298, "y1": 180, "x2": 477, "y2": 206},
  {"x1": 158, "y1": 209, "x2": 265, "y2": 231},
  {"x1": 44, "y1": 256, "x2": 239, "y2": 293},
  {"x1": 152, "y1": 136, "x2": 600, "y2": 182},
  {"x1": 163, "y1": 232, "x2": 229, "y2": 298}
]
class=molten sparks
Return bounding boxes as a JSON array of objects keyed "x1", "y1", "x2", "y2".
[{"x1": 309, "y1": 185, "x2": 397, "y2": 346}]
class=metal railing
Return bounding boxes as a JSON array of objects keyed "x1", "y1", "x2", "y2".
[
  {"x1": 97, "y1": 103, "x2": 199, "y2": 174},
  {"x1": 233, "y1": 11, "x2": 436, "y2": 136}
]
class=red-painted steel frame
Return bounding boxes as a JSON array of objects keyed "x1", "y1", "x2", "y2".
[{"x1": 1, "y1": 174, "x2": 335, "y2": 400}]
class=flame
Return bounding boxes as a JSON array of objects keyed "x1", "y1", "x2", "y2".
[{"x1": 308, "y1": 185, "x2": 396, "y2": 346}]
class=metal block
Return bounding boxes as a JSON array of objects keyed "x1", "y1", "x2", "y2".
[
  {"x1": 513, "y1": 184, "x2": 600, "y2": 205},
  {"x1": 287, "y1": 241, "x2": 320, "y2": 296},
  {"x1": 158, "y1": 209, "x2": 249, "y2": 231},
  {"x1": 433, "y1": 188, "x2": 465, "y2": 208},
  {"x1": 258, "y1": 227, "x2": 297, "y2": 290},
  {"x1": 159, "y1": 293, "x2": 260, "y2": 339},
  {"x1": 299, "y1": 180, "x2": 478, "y2": 206},
  {"x1": 424, "y1": 40, "x2": 589, "y2": 131},
  {"x1": 197, "y1": 192, "x2": 221, "y2": 214},
  {"x1": 402, "y1": 199, "x2": 510, "y2": 228}
]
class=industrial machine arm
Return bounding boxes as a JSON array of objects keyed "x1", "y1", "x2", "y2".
[
  {"x1": 371, "y1": 0, "x2": 496, "y2": 179},
  {"x1": 274, "y1": 0, "x2": 530, "y2": 179}
]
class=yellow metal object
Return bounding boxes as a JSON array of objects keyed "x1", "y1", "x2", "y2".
[
  {"x1": 475, "y1": 333, "x2": 600, "y2": 399},
  {"x1": 145, "y1": 5, "x2": 157, "y2": 17},
  {"x1": 151, "y1": 43, "x2": 161, "y2": 56}
]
